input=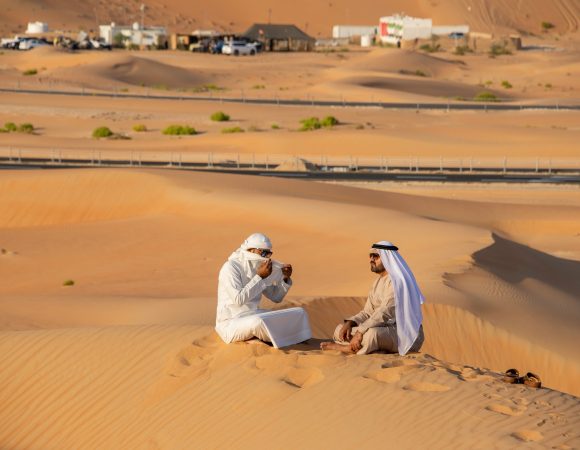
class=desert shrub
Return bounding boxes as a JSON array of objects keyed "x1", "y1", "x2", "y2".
[
  {"x1": 321, "y1": 116, "x2": 339, "y2": 128},
  {"x1": 501, "y1": 80, "x2": 512, "y2": 89},
  {"x1": 18, "y1": 123, "x2": 34, "y2": 133},
  {"x1": 133, "y1": 124, "x2": 147, "y2": 132},
  {"x1": 299, "y1": 117, "x2": 321, "y2": 131},
  {"x1": 163, "y1": 125, "x2": 197, "y2": 135},
  {"x1": 541, "y1": 21, "x2": 555, "y2": 31},
  {"x1": 63, "y1": 279, "x2": 75, "y2": 286},
  {"x1": 419, "y1": 43, "x2": 440, "y2": 52},
  {"x1": 271, "y1": 123, "x2": 280, "y2": 130},
  {"x1": 489, "y1": 41, "x2": 512, "y2": 56},
  {"x1": 22, "y1": 69, "x2": 37, "y2": 76},
  {"x1": 92, "y1": 126, "x2": 114, "y2": 138},
  {"x1": 211, "y1": 111, "x2": 230, "y2": 122},
  {"x1": 474, "y1": 92, "x2": 499, "y2": 102},
  {"x1": 0, "y1": 128, "x2": 7, "y2": 133},
  {"x1": 247, "y1": 125, "x2": 260, "y2": 132},
  {"x1": 355, "y1": 124, "x2": 365, "y2": 130},
  {"x1": 252, "y1": 84, "x2": 265, "y2": 89},
  {"x1": 545, "y1": 83, "x2": 553, "y2": 89},
  {"x1": 453, "y1": 45, "x2": 473, "y2": 55},
  {"x1": 221, "y1": 126, "x2": 244, "y2": 134},
  {"x1": 415, "y1": 69, "x2": 428, "y2": 77},
  {"x1": 191, "y1": 84, "x2": 224, "y2": 93},
  {"x1": 4, "y1": 122, "x2": 17, "y2": 132}
]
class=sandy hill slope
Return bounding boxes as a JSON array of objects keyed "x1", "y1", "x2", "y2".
[
  {"x1": 1, "y1": 0, "x2": 579, "y2": 37},
  {"x1": 0, "y1": 168, "x2": 579, "y2": 448}
]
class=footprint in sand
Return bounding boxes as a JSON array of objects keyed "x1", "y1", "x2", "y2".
[
  {"x1": 511, "y1": 430, "x2": 543, "y2": 442},
  {"x1": 486, "y1": 403, "x2": 526, "y2": 416},
  {"x1": 403, "y1": 382, "x2": 451, "y2": 392},
  {"x1": 365, "y1": 365, "x2": 419, "y2": 384},
  {"x1": 283, "y1": 367, "x2": 324, "y2": 389}
]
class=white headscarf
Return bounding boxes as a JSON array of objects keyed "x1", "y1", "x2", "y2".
[
  {"x1": 374, "y1": 240, "x2": 425, "y2": 355},
  {"x1": 228, "y1": 233, "x2": 282, "y2": 285}
]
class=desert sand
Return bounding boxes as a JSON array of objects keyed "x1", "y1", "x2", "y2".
[
  {"x1": 1, "y1": 169, "x2": 579, "y2": 449},
  {"x1": 1, "y1": 1, "x2": 580, "y2": 448}
]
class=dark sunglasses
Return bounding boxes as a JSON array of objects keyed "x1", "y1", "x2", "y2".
[
  {"x1": 257, "y1": 248, "x2": 273, "y2": 258},
  {"x1": 369, "y1": 253, "x2": 380, "y2": 259}
]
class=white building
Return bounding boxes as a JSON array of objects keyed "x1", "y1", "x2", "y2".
[
  {"x1": 99, "y1": 22, "x2": 167, "y2": 47},
  {"x1": 26, "y1": 22, "x2": 48, "y2": 34},
  {"x1": 332, "y1": 25, "x2": 378, "y2": 39},
  {"x1": 378, "y1": 15, "x2": 470, "y2": 45},
  {"x1": 379, "y1": 15, "x2": 432, "y2": 45}
]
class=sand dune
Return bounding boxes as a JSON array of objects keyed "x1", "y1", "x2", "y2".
[
  {"x1": 0, "y1": 168, "x2": 579, "y2": 448},
  {"x1": 50, "y1": 54, "x2": 210, "y2": 90}
]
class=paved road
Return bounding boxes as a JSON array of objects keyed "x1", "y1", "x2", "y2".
[
  {"x1": 2, "y1": 161, "x2": 578, "y2": 184},
  {"x1": 1, "y1": 87, "x2": 579, "y2": 111}
]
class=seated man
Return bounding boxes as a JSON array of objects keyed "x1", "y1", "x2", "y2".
[
  {"x1": 321, "y1": 241, "x2": 425, "y2": 355},
  {"x1": 215, "y1": 233, "x2": 311, "y2": 348}
]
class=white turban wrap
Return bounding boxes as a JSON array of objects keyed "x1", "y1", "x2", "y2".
[
  {"x1": 228, "y1": 233, "x2": 283, "y2": 285},
  {"x1": 374, "y1": 240, "x2": 425, "y2": 356}
]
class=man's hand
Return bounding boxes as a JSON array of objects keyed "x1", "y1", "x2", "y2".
[
  {"x1": 350, "y1": 331, "x2": 363, "y2": 353},
  {"x1": 282, "y1": 264, "x2": 292, "y2": 282},
  {"x1": 257, "y1": 259, "x2": 273, "y2": 279},
  {"x1": 339, "y1": 320, "x2": 356, "y2": 342}
]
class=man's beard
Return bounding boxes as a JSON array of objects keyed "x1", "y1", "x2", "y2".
[{"x1": 370, "y1": 262, "x2": 385, "y2": 273}]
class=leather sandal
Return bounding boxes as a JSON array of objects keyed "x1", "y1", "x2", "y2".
[
  {"x1": 502, "y1": 368, "x2": 522, "y2": 384},
  {"x1": 523, "y1": 372, "x2": 542, "y2": 388}
]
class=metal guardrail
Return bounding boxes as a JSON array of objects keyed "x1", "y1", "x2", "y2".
[
  {"x1": 1, "y1": 148, "x2": 579, "y2": 176},
  {"x1": 1, "y1": 86, "x2": 579, "y2": 111}
]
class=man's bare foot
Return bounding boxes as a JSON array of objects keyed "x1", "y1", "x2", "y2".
[{"x1": 320, "y1": 341, "x2": 354, "y2": 354}]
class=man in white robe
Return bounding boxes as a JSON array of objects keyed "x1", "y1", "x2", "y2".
[
  {"x1": 216, "y1": 233, "x2": 312, "y2": 348},
  {"x1": 321, "y1": 241, "x2": 425, "y2": 355}
]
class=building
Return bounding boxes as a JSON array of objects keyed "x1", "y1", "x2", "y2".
[
  {"x1": 332, "y1": 25, "x2": 378, "y2": 39},
  {"x1": 99, "y1": 22, "x2": 167, "y2": 48},
  {"x1": 379, "y1": 15, "x2": 432, "y2": 45},
  {"x1": 379, "y1": 14, "x2": 469, "y2": 46},
  {"x1": 243, "y1": 24, "x2": 314, "y2": 51},
  {"x1": 26, "y1": 22, "x2": 48, "y2": 34}
]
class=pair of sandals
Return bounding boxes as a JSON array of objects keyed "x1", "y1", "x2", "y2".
[{"x1": 502, "y1": 368, "x2": 542, "y2": 388}]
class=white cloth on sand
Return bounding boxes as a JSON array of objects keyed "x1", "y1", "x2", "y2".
[
  {"x1": 374, "y1": 240, "x2": 425, "y2": 356},
  {"x1": 216, "y1": 234, "x2": 312, "y2": 348}
]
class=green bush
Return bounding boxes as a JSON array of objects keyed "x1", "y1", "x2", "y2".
[
  {"x1": 133, "y1": 124, "x2": 147, "y2": 132},
  {"x1": 163, "y1": 125, "x2": 197, "y2": 135},
  {"x1": 489, "y1": 41, "x2": 512, "y2": 56},
  {"x1": 4, "y1": 122, "x2": 17, "y2": 132},
  {"x1": 501, "y1": 80, "x2": 512, "y2": 89},
  {"x1": 271, "y1": 123, "x2": 280, "y2": 130},
  {"x1": 210, "y1": 111, "x2": 230, "y2": 122},
  {"x1": 221, "y1": 126, "x2": 244, "y2": 134},
  {"x1": 18, "y1": 123, "x2": 34, "y2": 133},
  {"x1": 92, "y1": 126, "x2": 114, "y2": 138},
  {"x1": 22, "y1": 68, "x2": 37, "y2": 76},
  {"x1": 415, "y1": 69, "x2": 428, "y2": 77},
  {"x1": 252, "y1": 84, "x2": 265, "y2": 89},
  {"x1": 63, "y1": 279, "x2": 75, "y2": 286},
  {"x1": 419, "y1": 43, "x2": 441, "y2": 53},
  {"x1": 474, "y1": 92, "x2": 500, "y2": 102},
  {"x1": 321, "y1": 116, "x2": 339, "y2": 128},
  {"x1": 453, "y1": 45, "x2": 473, "y2": 55},
  {"x1": 299, "y1": 117, "x2": 321, "y2": 131},
  {"x1": 541, "y1": 21, "x2": 555, "y2": 31}
]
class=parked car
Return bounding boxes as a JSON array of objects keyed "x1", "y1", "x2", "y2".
[
  {"x1": 89, "y1": 38, "x2": 112, "y2": 50},
  {"x1": 18, "y1": 38, "x2": 50, "y2": 50},
  {"x1": 222, "y1": 41, "x2": 258, "y2": 56},
  {"x1": 1, "y1": 38, "x2": 22, "y2": 50}
]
